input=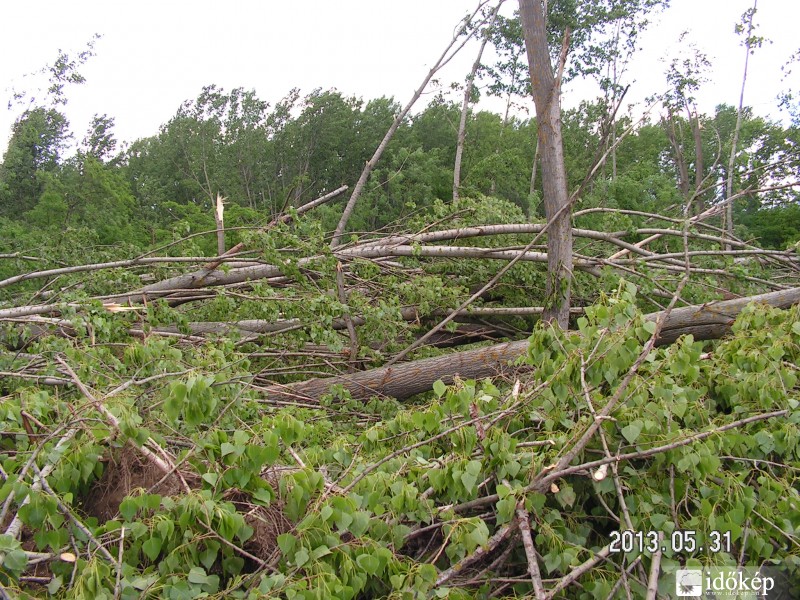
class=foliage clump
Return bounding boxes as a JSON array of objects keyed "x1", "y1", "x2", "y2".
[{"x1": 1, "y1": 284, "x2": 798, "y2": 597}]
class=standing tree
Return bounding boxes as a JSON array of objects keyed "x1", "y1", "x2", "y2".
[
  {"x1": 81, "y1": 113, "x2": 118, "y2": 163},
  {"x1": 0, "y1": 37, "x2": 99, "y2": 218},
  {"x1": 0, "y1": 107, "x2": 69, "y2": 217},
  {"x1": 454, "y1": 2, "x2": 503, "y2": 201},
  {"x1": 662, "y1": 37, "x2": 712, "y2": 215},
  {"x1": 518, "y1": 0, "x2": 669, "y2": 327},
  {"x1": 518, "y1": 0, "x2": 573, "y2": 327},
  {"x1": 725, "y1": 0, "x2": 765, "y2": 250}
]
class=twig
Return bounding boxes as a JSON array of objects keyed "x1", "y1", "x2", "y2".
[
  {"x1": 287, "y1": 446, "x2": 306, "y2": 469},
  {"x1": 197, "y1": 518, "x2": 274, "y2": 571},
  {"x1": 202, "y1": 185, "x2": 348, "y2": 272},
  {"x1": 114, "y1": 527, "x2": 125, "y2": 600},
  {"x1": 36, "y1": 467, "x2": 115, "y2": 563},
  {"x1": 516, "y1": 502, "x2": 546, "y2": 599},
  {"x1": 645, "y1": 533, "x2": 663, "y2": 600},
  {"x1": 2, "y1": 425, "x2": 79, "y2": 539},
  {"x1": 342, "y1": 403, "x2": 515, "y2": 495},
  {"x1": 532, "y1": 269, "x2": 690, "y2": 494},
  {"x1": 335, "y1": 261, "x2": 359, "y2": 371},
  {"x1": 752, "y1": 509, "x2": 800, "y2": 549},
  {"x1": 546, "y1": 545, "x2": 612, "y2": 599},
  {"x1": 435, "y1": 520, "x2": 515, "y2": 587},
  {"x1": 603, "y1": 555, "x2": 642, "y2": 600},
  {"x1": 383, "y1": 185, "x2": 582, "y2": 367},
  {"x1": 451, "y1": 409, "x2": 788, "y2": 516},
  {"x1": 55, "y1": 356, "x2": 183, "y2": 487},
  {"x1": 541, "y1": 409, "x2": 789, "y2": 486}
]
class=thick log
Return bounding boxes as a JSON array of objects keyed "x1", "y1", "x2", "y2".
[
  {"x1": 259, "y1": 287, "x2": 800, "y2": 403},
  {"x1": 262, "y1": 338, "x2": 529, "y2": 404},
  {"x1": 649, "y1": 287, "x2": 800, "y2": 344}
]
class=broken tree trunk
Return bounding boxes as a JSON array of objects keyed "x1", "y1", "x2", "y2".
[{"x1": 259, "y1": 287, "x2": 800, "y2": 403}]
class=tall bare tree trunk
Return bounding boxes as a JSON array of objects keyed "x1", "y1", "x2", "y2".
[
  {"x1": 725, "y1": 0, "x2": 757, "y2": 251},
  {"x1": 519, "y1": 0, "x2": 573, "y2": 328},
  {"x1": 690, "y1": 108, "x2": 704, "y2": 215},
  {"x1": 665, "y1": 111, "x2": 690, "y2": 202},
  {"x1": 454, "y1": 3, "x2": 502, "y2": 201}
]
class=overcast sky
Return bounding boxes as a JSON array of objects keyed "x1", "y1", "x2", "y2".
[{"x1": 1, "y1": 0, "x2": 798, "y2": 156}]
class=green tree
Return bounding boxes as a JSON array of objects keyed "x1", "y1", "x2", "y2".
[
  {"x1": 26, "y1": 156, "x2": 138, "y2": 244},
  {"x1": 0, "y1": 107, "x2": 70, "y2": 217},
  {"x1": 81, "y1": 113, "x2": 118, "y2": 164}
]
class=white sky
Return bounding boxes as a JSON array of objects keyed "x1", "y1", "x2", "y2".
[{"x1": 1, "y1": 0, "x2": 798, "y2": 156}]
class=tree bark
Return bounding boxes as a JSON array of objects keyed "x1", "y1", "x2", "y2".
[
  {"x1": 665, "y1": 111, "x2": 691, "y2": 201},
  {"x1": 518, "y1": 0, "x2": 573, "y2": 328},
  {"x1": 258, "y1": 287, "x2": 800, "y2": 403}
]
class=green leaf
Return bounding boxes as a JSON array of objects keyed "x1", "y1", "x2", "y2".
[
  {"x1": 220, "y1": 442, "x2": 237, "y2": 457},
  {"x1": 277, "y1": 533, "x2": 296, "y2": 555},
  {"x1": 348, "y1": 511, "x2": 371, "y2": 537},
  {"x1": 310, "y1": 545, "x2": 331, "y2": 560},
  {"x1": 621, "y1": 421, "x2": 643, "y2": 444},
  {"x1": 467, "y1": 521, "x2": 490, "y2": 548},
  {"x1": 156, "y1": 518, "x2": 174, "y2": 540},
  {"x1": 555, "y1": 484, "x2": 576, "y2": 508},
  {"x1": 496, "y1": 483, "x2": 512, "y2": 500},
  {"x1": 142, "y1": 536, "x2": 162, "y2": 562},
  {"x1": 356, "y1": 553, "x2": 380, "y2": 575},
  {"x1": 465, "y1": 460, "x2": 482, "y2": 476},
  {"x1": 199, "y1": 543, "x2": 219, "y2": 571},
  {"x1": 164, "y1": 382, "x2": 186, "y2": 422},
  {"x1": 293, "y1": 548, "x2": 309, "y2": 567},
  {"x1": 119, "y1": 497, "x2": 138, "y2": 521},
  {"x1": 187, "y1": 566, "x2": 209, "y2": 585},
  {"x1": 460, "y1": 472, "x2": 478, "y2": 494},
  {"x1": 543, "y1": 550, "x2": 561, "y2": 574},
  {"x1": 650, "y1": 513, "x2": 669, "y2": 529},
  {"x1": 335, "y1": 510, "x2": 354, "y2": 532},
  {"x1": 496, "y1": 497, "x2": 517, "y2": 524},
  {"x1": 46, "y1": 575, "x2": 63, "y2": 594},
  {"x1": 144, "y1": 494, "x2": 161, "y2": 511},
  {"x1": 1, "y1": 548, "x2": 28, "y2": 573},
  {"x1": 433, "y1": 380, "x2": 447, "y2": 398}
]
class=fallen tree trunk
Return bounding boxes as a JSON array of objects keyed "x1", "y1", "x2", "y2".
[{"x1": 259, "y1": 287, "x2": 800, "y2": 403}]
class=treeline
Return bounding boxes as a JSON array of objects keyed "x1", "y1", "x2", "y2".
[{"x1": 1, "y1": 84, "x2": 799, "y2": 257}]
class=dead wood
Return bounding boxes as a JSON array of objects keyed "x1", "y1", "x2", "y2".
[{"x1": 258, "y1": 286, "x2": 800, "y2": 403}]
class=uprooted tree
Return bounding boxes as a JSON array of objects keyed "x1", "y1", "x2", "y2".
[{"x1": 1, "y1": 2, "x2": 800, "y2": 598}]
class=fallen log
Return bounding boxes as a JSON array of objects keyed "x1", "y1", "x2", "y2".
[{"x1": 259, "y1": 287, "x2": 800, "y2": 403}]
